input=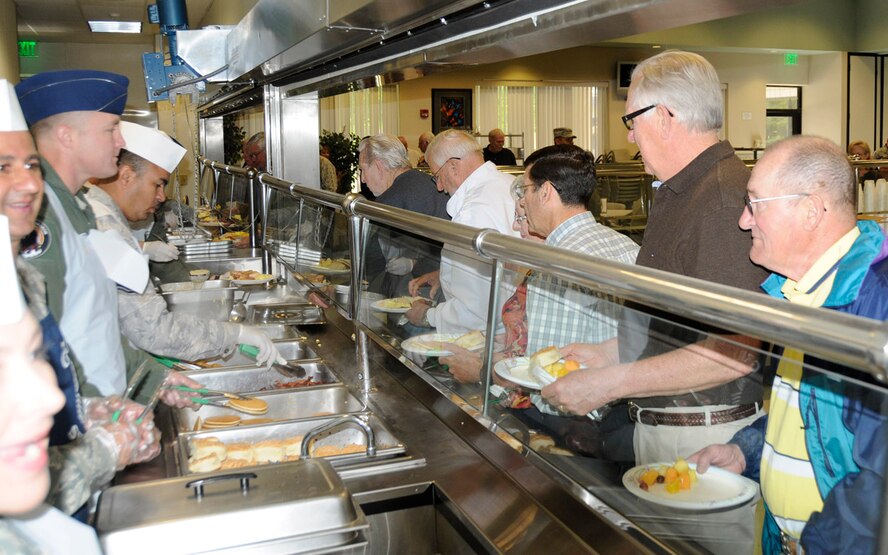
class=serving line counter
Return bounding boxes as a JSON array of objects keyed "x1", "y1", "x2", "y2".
[{"x1": 103, "y1": 158, "x2": 888, "y2": 554}]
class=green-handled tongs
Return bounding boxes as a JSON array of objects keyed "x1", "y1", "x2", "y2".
[
  {"x1": 238, "y1": 344, "x2": 308, "y2": 378},
  {"x1": 153, "y1": 355, "x2": 203, "y2": 372},
  {"x1": 163, "y1": 384, "x2": 250, "y2": 401}
]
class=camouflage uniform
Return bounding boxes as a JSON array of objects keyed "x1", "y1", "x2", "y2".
[{"x1": 84, "y1": 185, "x2": 241, "y2": 361}]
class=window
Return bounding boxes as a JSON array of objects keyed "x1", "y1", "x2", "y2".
[
  {"x1": 766, "y1": 86, "x2": 802, "y2": 145},
  {"x1": 476, "y1": 83, "x2": 608, "y2": 158},
  {"x1": 320, "y1": 85, "x2": 399, "y2": 137}
]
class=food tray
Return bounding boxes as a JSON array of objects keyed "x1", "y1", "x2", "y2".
[
  {"x1": 179, "y1": 240, "x2": 233, "y2": 256},
  {"x1": 97, "y1": 460, "x2": 369, "y2": 554},
  {"x1": 178, "y1": 415, "x2": 406, "y2": 475},
  {"x1": 251, "y1": 302, "x2": 327, "y2": 326},
  {"x1": 162, "y1": 284, "x2": 238, "y2": 321},
  {"x1": 160, "y1": 279, "x2": 231, "y2": 293},
  {"x1": 173, "y1": 385, "x2": 367, "y2": 432},
  {"x1": 182, "y1": 361, "x2": 338, "y2": 392},
  {"x1": 217, "y1": 340, "x2": 321, "y2": 368},
  {"x1": 251, "y1": 323, "x2": 305, "y2": 341}
]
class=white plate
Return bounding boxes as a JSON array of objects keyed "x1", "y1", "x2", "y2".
[
  {"x1": 371, "y1": 297, "x2": 420, "y2": 313},
  {"x1": 232, "y1": 277, "x2": 274, "y2": 286},
  {"x1": 310, "y1": 263, "x2": 351, "y2": 275},
  {"x1": 622, "y1": 462, "x2": 758, "y2": 510},
  {"x1": 493, "y1": 357, "x2": 541, "y2": 389},
  {"x1": 401, "y1": 334, "x2": 464, "y2": 357}
]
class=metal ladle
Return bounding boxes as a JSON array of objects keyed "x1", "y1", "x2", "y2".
[{"x1": 229, "y1": 290, "x2": 251, "y2": 323}]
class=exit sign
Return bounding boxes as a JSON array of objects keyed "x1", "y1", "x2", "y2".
[
  {"x1": 18, "y1": 40, "x2": 38, "y2": 57},
  {"x1": 784, "y1": 52, "x2": 799, "y2": 66}
]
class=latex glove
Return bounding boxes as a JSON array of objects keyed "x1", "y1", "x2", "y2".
[
  {"x1": 164, "y1": 210, "x2": 180, "y2": 229},
  {"x1": 159, "y1": 370, "x2": 203, "y2": 409},
  {"x1": 93, "y1": 419, "x2": 161, "y2": 470},
  {"x1": 238, "y1": 326, "x2": 287, "y2": 368},
  {"x1": 143, "y1": 241, "x2": 179, "y2": 262},
  {"x1": 82, "y1": 395, "x2": 147, "y2": 428},
  {"x1": 385, "y1": 256, "x2": 415, "y2": 276}
]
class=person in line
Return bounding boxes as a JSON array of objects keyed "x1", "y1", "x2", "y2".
[
  {"x1": 242, "y1": 131, "x2": 266, "y2": 172},
  {"x1": 85, "y1": 121, "x2": 283, "y2": 366},
  {"x1": 357, "y1": 134, "x2": 449, "y2": 298},
  {"x1": 482, "y1": 128, "x2": 517, "y2": 166},
  {"x1": 847, "y1": 140, "x2": 879, "y2": 183},
  {"x1": 15, "y1": 69, "x2": 194, "y2": 406},
  {"x1": 405, "y1": 130, "x2": 518, "y2": 333},
  {"x1": 0, "y1": 81, "x2": 159, "y2": 520},
  {"x1": 690, "y1": 136, "x2": 888, "y2": 554},
  {"x1": 400, "y1": 134, "x2": 422, "y2": 167},
  {"x1": 542, "y1": 51, "x2": 769, "y2": 464},
  {"x1": 553, "y1": 127, "x2": 576, "y2": 146},
  {"x1": 416, "y1": 131, "x2": 434, "y2": 168}
]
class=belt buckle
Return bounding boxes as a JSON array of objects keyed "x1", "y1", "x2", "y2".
[{"x1": 629, "y1": 402, "x2": 658, "y2": 427}]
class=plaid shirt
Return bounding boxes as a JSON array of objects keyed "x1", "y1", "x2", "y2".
[{"x1": 526, "y1": 211, "x2": 639, "y2": 353}]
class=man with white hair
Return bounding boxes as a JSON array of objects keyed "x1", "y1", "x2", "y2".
[
  {"x1": 691, "y1": 136, "x2": 888, "y2": 554},
  {"x1": 406, "y1": 129, "x2": 518, "y2": 333},
  {"x1": 85, "y1": 122, "x2": 283, "y2": 366},
  {"x1": 543, "y1": 51, "x2": 768, "y2": 464},
  {"x1": 358, "y1": 134, "x2": 448, "y2": 297}
]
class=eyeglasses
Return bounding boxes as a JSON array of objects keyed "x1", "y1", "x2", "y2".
[
  {"x1": 621, "y1": 104, "x2": 674, "y2": 131},
  {"x1": 513, "y1": 179, "x2": 560, "y2": 200},
  {"x1": 430, "y1": 157, "x2": 461, "y2": 184},
  {"x1": 743, "y1": 193, "x2": 811, "y2": 215}
]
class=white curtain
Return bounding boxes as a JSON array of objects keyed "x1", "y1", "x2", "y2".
[
  {"x1": 320, "y1": 85, "x2": 399, "y2": 136},
  {"x1": 477, "y1": 83, "x2": 607, "y2": 159}
]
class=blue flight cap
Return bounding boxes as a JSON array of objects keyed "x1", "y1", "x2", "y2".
[{"x1": 15, "y1": 70, "x2": 129, "y2": 126}]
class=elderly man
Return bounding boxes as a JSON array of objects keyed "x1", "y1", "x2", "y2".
[
  {"x1": 0, "y1": 79, "x2": 159, "y2": 519},
  {"x1": 416, "y1": 131, "x2": 434, "y2": 168},
  {"x1": 242, "y1": 131, "x2": 266, "y2": 172},
  {"x1": 690, "y1": 136, "x2": 888, "y2": 554},
  {"x1": 84, "y1": 122, "x2": 282, "y2": 366},
  {"x1": 543, "y1": 51, "x2": 768, "y2": 464},
  {"x1": 358, "y1": 134, "x2": 449, "y2": 298},
  {"x1": 483, "y1": 128, "x2": 517, "y2": 166},
  {"x1": 406, "y1": 129, "x2": 518, "y2": 333},
  {"x1": 553, "y1": 127, "x2": 576, "y2": 146},
  {"x1": 15, "y1": 70, "x2": 193, "y2": 406}
]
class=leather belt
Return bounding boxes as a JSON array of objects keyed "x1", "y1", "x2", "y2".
[
  {"x1": 780, "y1": 530, "x2": 804, "y2": 555},
  {"x1": 628, "y1": 402, "x2": 760, "y2": 427}
]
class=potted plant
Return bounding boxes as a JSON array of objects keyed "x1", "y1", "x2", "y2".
[{"x1": 320, "y1": 129, "x2": 361, "y2": 194}]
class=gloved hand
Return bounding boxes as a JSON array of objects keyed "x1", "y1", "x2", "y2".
[
  {"x1": 143, "y1": 241, "x2": 180, "y2": 262},
  {"x1": 82, "y1": 395, "x2": 147, "y2": 427},
  {"x1": 238, "y1": 326, "x2": 286, "y2": 368},
  {"x1": 164, "y1": 210, "x2": 180, "y2": 229},
  {"x1": 159, "y1": 370, "x2": 203, "y2": 409},
  {"x1": 93, "y1": 419, "x2": 161, "y2": 470},
  {"x1": 385, "y1": 256, "x2": 415, "y2": 276}
]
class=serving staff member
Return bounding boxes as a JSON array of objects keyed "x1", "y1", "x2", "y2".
[
  {"x1": 85, "y1": 121, "x2": 283, "y2": 366},
  {"x1": 16, "y1": 69, "x2": 194, "y2": 406}
]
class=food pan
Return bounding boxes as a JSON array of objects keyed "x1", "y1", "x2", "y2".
[
  {"x1": 162, "y1": 284, "x2": 238, "y2": 321},
  {"x1": 178, "y1": 415, "x2": 406, "y2": 475},
  {"x1": 251, "y1": 302, "x2": 326, "y2": 325},
  {"x1": 183, "y1": 361, "x2": 338, "y2": 392},
  {"x1": 97, "y1": 460, "x2": 368, "y2": 554},
  {"x1": 251, "y1": 323, "x2": 305, "y2": 341},
  {"x1": 160, "y1": 279, "x2": 231, "y2": 293},
  {"x1": 173, "y1": 385, "x2": 367, "y2": 432}
]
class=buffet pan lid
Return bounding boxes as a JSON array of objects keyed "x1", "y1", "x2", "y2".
[{"x1": 96, "y1": 459, "x2": 367, "y2": 554}]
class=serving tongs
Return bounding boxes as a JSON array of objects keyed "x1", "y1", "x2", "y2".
[
  {"x1": 163, "y1": 385, "x2": 251, "y2": 401},
  {"x1": 153, "y1": 355, "x2": 203, "y2": 373},
  {"x1": 237, "y1": 343, "x2": 309, "y2": 378}
]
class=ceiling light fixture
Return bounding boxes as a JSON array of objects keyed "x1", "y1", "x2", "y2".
[{"x1": 88, "y1": 20, "x2": 142, "y2": 33}]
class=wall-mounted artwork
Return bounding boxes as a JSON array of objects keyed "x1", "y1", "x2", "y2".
[{"x1": 432, "y1": 89, "x2": 473, "y2": 134}]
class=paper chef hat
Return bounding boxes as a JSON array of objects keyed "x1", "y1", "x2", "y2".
[
  {"x1": 0, "y1": 79, "x2": 28, "y2": 132},
  {"x1": 119, "y1": 121, "x2": 187, "y2": 174},
  {"x1": 0, "y1": 215, "x2": 25, "y2": 325}
]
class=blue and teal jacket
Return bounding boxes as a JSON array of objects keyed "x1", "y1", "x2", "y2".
[{"x1": 730, "y1": 220, "x2": 888, "y2": 555}]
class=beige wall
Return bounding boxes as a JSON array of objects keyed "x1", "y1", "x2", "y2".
[{"x1": 0, "y1": 0, "x2": 19, "y2": 82}]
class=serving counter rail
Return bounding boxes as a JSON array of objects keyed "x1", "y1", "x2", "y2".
[{"x1": 109, "y1": 156, "x2": 888, "y2": 554}]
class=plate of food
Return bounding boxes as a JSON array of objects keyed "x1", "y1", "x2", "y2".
[
  {"x1": 401, "y1": 330, "x2": 485, "y2": 357},
  {"x1": 622, "y1": 457, "x2": 758, "y2": 510},
  {"x1": 371, "y1": 296, "x2": 422, "y2": 313},
  {"x1": 495, "y1": 346, "x2": 583, "y2": 389},
  {"x1": 493, "y1": 357, "x2": 538, "y2": 389},
  {"x1": 311, "y1": 258, "x2": 351, "y2": 275},
  {"x1": 221, "y1": 270, "x2": 275, "y2": 286}
]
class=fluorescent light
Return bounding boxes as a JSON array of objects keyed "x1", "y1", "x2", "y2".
[{"x1": 88, "y1": 21, "x2": 142, "y2": 33}]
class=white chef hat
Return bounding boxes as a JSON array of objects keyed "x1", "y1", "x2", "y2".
[
  {"x1": 119, "y1": 121, "x2": 187, "y2": 173},
  {"x1": 0, "y1": 215, "x2": 25, "y2": 325},
  {"x1": 0, "y1": 79, "x2": 28, "y2": 132}
]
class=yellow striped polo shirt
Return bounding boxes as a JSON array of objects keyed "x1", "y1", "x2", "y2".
[{"x1": 760, "y1": 226, "x2": 860, "y2": 539}]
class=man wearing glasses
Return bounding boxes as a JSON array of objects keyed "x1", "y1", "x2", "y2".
[
  {"x1": 691, "y1": 135, "x2": 888, "y2": 555},
  {"x1": 543, "y1": 51, "x2": 769, "y2": 465},
  {"x1": 406, "y1": 130, "x2": 518, "y2": 333}
]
